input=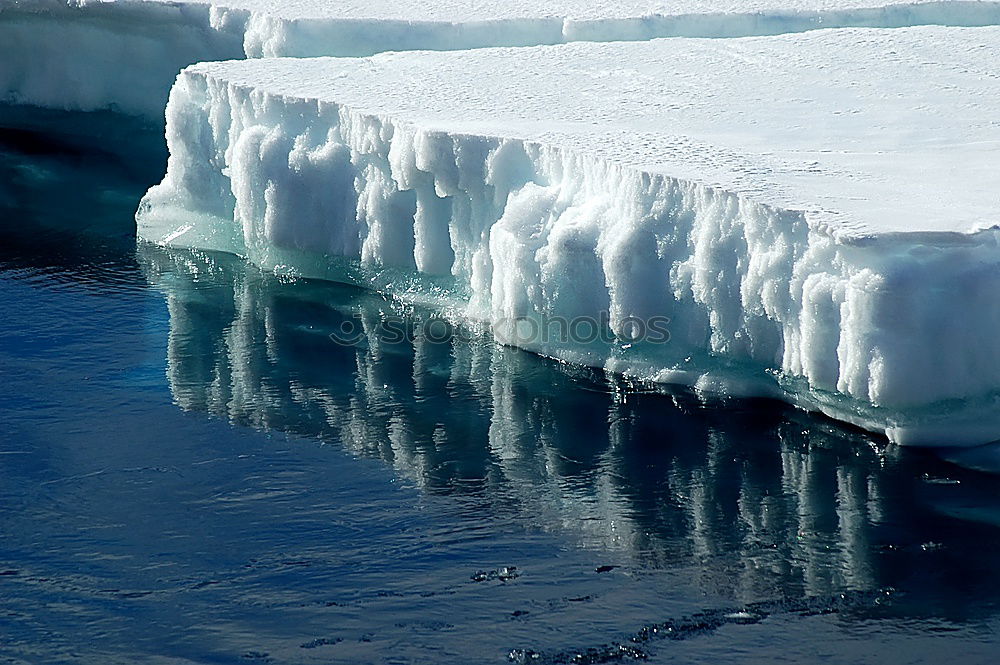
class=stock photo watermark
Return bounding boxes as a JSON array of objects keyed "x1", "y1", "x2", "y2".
[{"x1": 329, "y1": 312, "x2": 670, "y2": 348}]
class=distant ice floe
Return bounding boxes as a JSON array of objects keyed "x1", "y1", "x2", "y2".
[
  {"x1": 137, "y1": 28, "x2": 1000, "y2": 446},
  {"x1": 4, "y1": 0, "x2": 1000, "y2": 116}
]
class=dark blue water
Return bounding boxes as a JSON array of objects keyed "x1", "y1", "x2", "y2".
[{"x1": 3, "y1": 110, "x2": 1000, "y2": 665}]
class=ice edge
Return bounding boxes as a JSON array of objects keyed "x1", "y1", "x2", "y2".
[{"x1": 137, "y1": 65, "x2": 1000, "y2": 447}]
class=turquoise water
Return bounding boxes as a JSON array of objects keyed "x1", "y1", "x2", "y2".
[{"x1": 3, "y1": 110, "x2": 1000, "y2": 664}]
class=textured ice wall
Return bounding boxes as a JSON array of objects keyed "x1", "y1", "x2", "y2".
[
  {"x1": 5, "y1": 0, "x2": 1000, "y2": 116},
  {"x1": 137, "y1": 29, "x2": 1000, "y2": 446}
]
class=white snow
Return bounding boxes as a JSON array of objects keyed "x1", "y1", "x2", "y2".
[
  {"x1": 136, "y1": 27, "x2": 1000, "y2": 447},
  {"x1": 4, "y1": 0, "x2": 1000, "y2": 116}
]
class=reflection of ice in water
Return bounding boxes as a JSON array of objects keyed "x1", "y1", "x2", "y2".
[{"x1": 140, "y1": 244, "x2": 1000, "y2": 603}]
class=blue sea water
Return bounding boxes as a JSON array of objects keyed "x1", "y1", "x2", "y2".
[{"x1": 3, "y1": 109, "x2": 1000, "y2": 664}]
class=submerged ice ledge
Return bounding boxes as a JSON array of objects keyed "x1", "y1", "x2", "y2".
[
  {"x1": 138, "y1": 28, "x2": 1000, "y2": 446},
  {"x1": 5, "y1": 0, "x2": 1000, "y2": 116}
]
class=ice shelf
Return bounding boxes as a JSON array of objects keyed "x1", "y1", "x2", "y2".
[
  {"x1": 136, "y1": 28, "x2": 1000, "y2": 446},
  {"x1": 3, "y1": 0, "x2": 1000, "y2": 116}
]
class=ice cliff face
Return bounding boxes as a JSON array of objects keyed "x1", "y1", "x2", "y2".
[
  {"x1": 136, "y1": 28, "x2": 1000, "y2": 446},
  {"x1": 3, "y1": 0, "x2": 1000, "y2": 116}
]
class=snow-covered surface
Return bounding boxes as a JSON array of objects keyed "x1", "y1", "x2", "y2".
[
  {"x1": 137, "y1": 28, "x2": 1000, "y2": 446},
  {"x1": 4, "y1": 0, "x2": 1000, "y2": 115},
  {"x1": 146, "y1": 30, "x2": 1000, "y2": 237},
  {"x1": 69, "y1": 0, "x2": 1000, "y2": 22}
]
